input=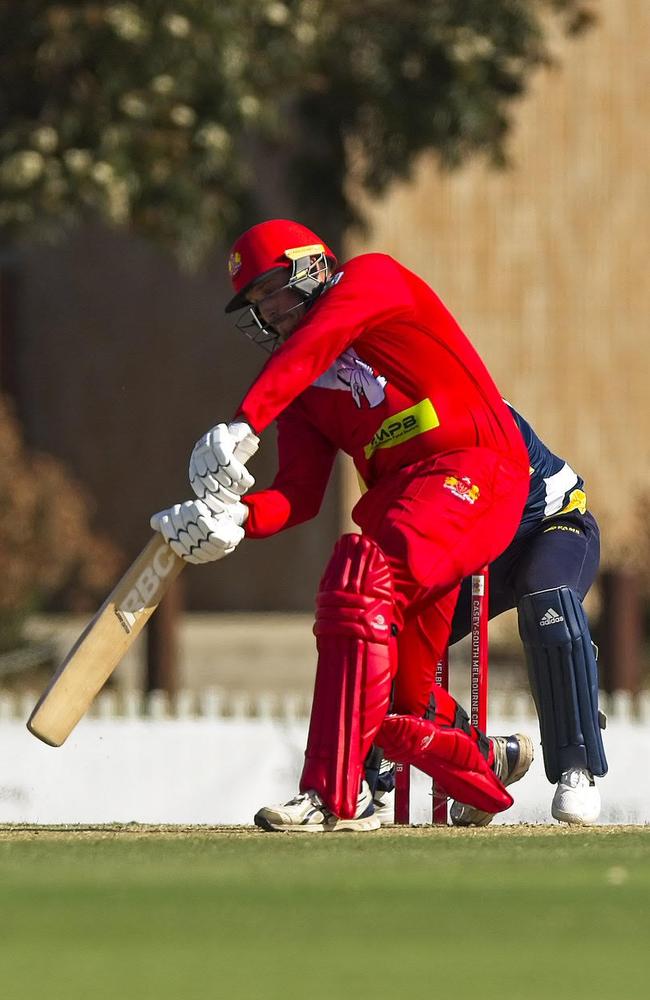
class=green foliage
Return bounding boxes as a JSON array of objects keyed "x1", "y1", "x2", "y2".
[
  {"x1": 0, "y1": 1, "x2": 595, "y2": 264},
  {"x1": 0, "y1": 395, "x2": 122, "y2": 648}
]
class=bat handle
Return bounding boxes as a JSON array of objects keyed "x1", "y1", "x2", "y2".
[{"x1": 234, "y1": 433, "x2": 260, "y2": 463}]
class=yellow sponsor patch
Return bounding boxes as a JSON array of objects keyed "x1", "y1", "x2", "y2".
[
  {"x1": 363, "y1": 398, "x2": 439, "y2": 459},
  {"x1": 560, "y1": 488, "x2": 587, "y2": 515},
  {"x1": 284, "y1": 244, "x2": 325, "y2": 260}
]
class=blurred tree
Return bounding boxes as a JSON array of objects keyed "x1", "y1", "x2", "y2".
[
  {"x1": 0, "y1": 395, "x2": 122, "y2": 651},
  {"x1": 0, "y1": 1, "x2": 595, "y2": 265}
]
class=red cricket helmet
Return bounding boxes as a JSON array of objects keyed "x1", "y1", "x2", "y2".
[{"x1": 225, "y1": 219, "x2": 337, "y2": 312}]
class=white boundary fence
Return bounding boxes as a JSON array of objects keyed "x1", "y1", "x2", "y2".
[
  {"x1": 1, "y1": 689, "x2": 648, "y2": 826},
  {"x1": 2, "y1": 687, "x2": 648, "y2": 725}
]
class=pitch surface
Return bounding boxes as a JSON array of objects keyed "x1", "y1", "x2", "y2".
[{"x1": 0, "y1": 824, "x2": 647, "y2": 999}]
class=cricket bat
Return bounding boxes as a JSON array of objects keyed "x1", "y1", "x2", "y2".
[
  {"x1": 27, "y1": 535, "x2": 184, "y2": 746},
  {"x1": 27, "y1": 434, "x2": 258, "y2": 747}
]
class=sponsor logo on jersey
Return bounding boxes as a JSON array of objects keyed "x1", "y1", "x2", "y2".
[
  {"x1": 363, "y1": 398, "x2": 439, "y2": 458},
  {"x1": 313, "y1": 348, "x2": 385, "y2": 406},
  {"x1": 559, "y1": 487, "x2": 587, "y2": 515},
  {"x1": 543, "y1": 524, "x2": 581, "y2": 535},
  {"x1": 540, "y1": 608, "x2": 565, "y2": 626},
  {"x1": 443, "y1": 475, "x2": 480, "y2": 504},
  {"x1": 228, "y1": 250, "x2": 242, "y2": 277},
  {"x1": 338, "y1": 353, "x2": 387, "y2": 408}
]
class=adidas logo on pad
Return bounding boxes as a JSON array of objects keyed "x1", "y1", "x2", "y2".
[{"x1": 540, "y1": 608, "x2": 564, "y2": 626}]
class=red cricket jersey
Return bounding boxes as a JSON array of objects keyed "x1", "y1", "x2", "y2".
[{"x1": 236, "y1": 254, "x2": 527, "y2": 537}]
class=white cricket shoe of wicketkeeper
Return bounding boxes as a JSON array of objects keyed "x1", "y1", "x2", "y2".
[
  {"x1": 450, "y1": 733, "x2": 535, "y2": 827},
  {"x1": 254, "y1": 781, "x2": 380, "y2": 833},
  {"x1": 551, "y1": 767, "x2": 601, "y2": 825},
  {"x1": 371, "y1": 756, "x2": 399, "y2": 824}
]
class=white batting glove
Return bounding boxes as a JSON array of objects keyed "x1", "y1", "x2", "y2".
[
  {"x1": 189, "y1": 421, "x2": 259, "y2": 506},
  {"x1": 197, "y1": 493, "x2": 250, "y2": 523},
  {"x1": 150, "y1": 499, "x2": 245, "y2": 565}
]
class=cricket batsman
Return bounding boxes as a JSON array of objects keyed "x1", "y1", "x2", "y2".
[{"x1": 150, "y1": 219, "x2": 534, "y2": 831}]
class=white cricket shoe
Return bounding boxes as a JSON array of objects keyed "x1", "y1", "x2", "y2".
[
  {"x1": 372, "y1": 787, "x2": 395, "y2": 825},
  {"x1": 326, "y1": 782, "x2": 381, "y2": 832},
  {"x1": 371, "y1": 757, "x2": 397, "y2": 824},
  {"x1": 551, "y1": 767, "x2": 601, "y2": 825},
  {"x1": 450, "y1": 733, "x2": 535, "y2": 827},
  {"x1": 254, "y1": 782, "x2": 380, "y2": 833}
]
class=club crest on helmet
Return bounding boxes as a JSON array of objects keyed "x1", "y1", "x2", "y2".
[{"x1": 228, "y1": 250, "x2": 242, "y2": 277}]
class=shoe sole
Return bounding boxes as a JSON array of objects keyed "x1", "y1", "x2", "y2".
[
  {"x1": 551, "y1": 808, "x2": 598, "y2": 826},
  {"x1": 325, "y1": 815, "x2": 381, "y2": 833},
  {"x1": 254, "y1": 813, "x2": 326, "y2": 833},
  {"x1": 451, "y1": 733, "x2": 535, "y2": 827},
  {"x1": 253, "y1": 812, "x2": 380, "y2": 833}
]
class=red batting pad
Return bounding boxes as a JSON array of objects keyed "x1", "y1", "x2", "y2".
[
  {"x1": 377, "y1": 715, "x2": 513, "y2": 815},
  {"x1": 300, "y1": 534, "x2": 396, "y2": 818}
]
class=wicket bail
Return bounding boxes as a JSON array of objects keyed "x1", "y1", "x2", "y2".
[{"x1": 393, "y1": 566, "x2": 490, "y2": 825}]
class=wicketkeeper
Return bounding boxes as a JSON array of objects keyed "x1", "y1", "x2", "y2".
[
  {"x1": 151, "y1": 219, "x2": 534, "y2": 831},
  {"x1": 445, "y1": 405, "x2": 607, "y2": 826}
]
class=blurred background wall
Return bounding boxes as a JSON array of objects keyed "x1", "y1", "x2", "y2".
[
  {"x1": 1, "y1": 226, "x2": 342, "y2": 613},
  {"x1": 344, "y1": 0, "x2": 650, "y2": 691},
  {"x1": 0, "y1": 0, "x2": 647, "y2": 695},
  {"x1": 346, "y1": 0, "x2": 650, "y2": 568}
]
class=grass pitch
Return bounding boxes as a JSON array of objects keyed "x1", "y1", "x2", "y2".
[{"x1": 0, "y1": 824, "x2": 647, "y2": 1000}]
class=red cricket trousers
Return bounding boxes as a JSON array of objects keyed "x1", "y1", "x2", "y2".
[{"x1": 352, "y1": 447, "x2": 529, "y2": 715}]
